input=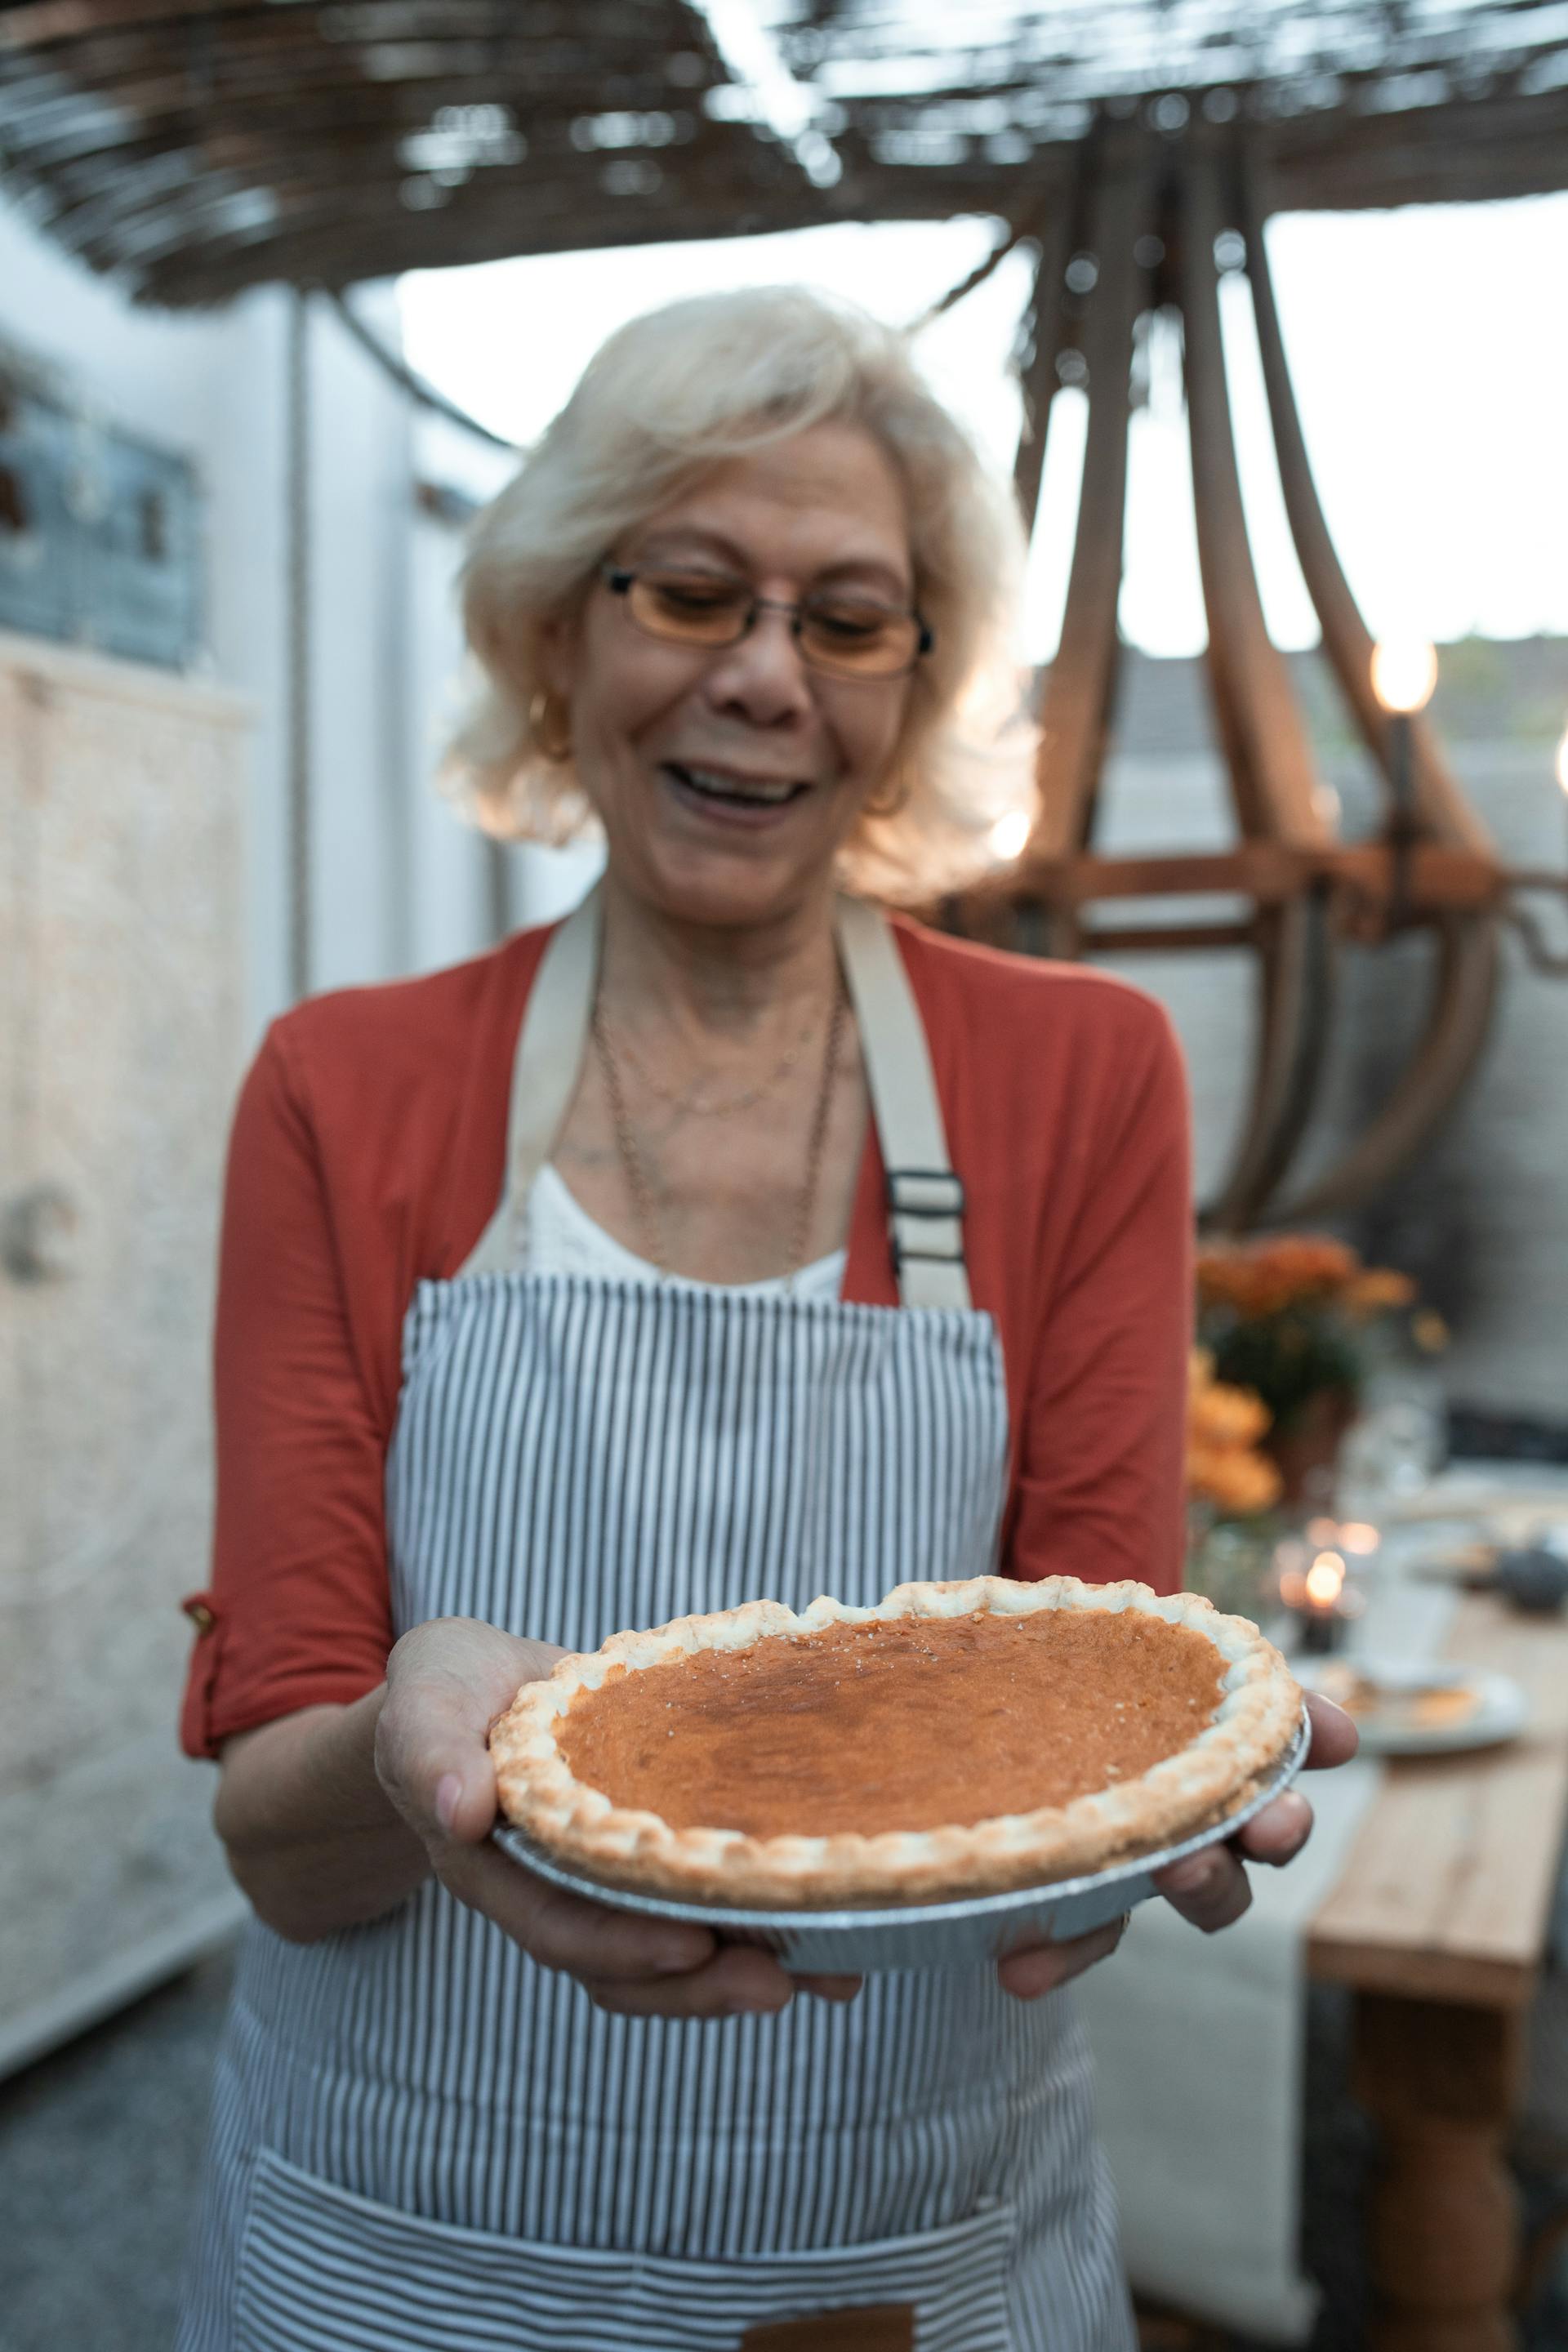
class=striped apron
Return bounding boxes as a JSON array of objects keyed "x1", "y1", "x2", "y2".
[{"x1": 177, "y1": 893, "x2": 1133, "y2": 2352}]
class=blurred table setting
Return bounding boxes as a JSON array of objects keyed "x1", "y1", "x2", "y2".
[{"x1": 1078, "y1": 1456, "x2": 1568, "y2": 2345}]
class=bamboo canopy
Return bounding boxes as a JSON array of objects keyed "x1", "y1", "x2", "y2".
[{"x1": 0, "y1": 2, "x2": 1565, "y2": 306}]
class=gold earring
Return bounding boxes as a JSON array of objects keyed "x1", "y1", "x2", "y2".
[
  {"x1": 863, "y1": 765, "x2": 912, "y2": 820},
  {"x1": 528, "y1": 688, "x2": 572, "y2": 762}
]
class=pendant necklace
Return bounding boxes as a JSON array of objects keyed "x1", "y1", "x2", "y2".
[{"x1": 592, "y1": 982, "x2": 847, "y2": 1285}]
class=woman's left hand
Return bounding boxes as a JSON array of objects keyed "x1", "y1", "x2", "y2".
[{"x1": 997, "y1": 1690, "x2": 1358, "y2": 1999}]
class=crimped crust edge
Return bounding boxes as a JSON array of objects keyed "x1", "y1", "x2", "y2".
[{"x1": 489, "y1": 1576, "x2": 1303, "y2": 1909}]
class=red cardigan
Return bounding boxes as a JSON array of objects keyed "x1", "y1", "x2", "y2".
[{"x1": 180, "y1": 914, "x2": 1192, "y2": 1758}]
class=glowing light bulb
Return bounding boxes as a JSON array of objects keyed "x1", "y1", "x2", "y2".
[
  {"x1": 988, "y1": 808, "x2": 1031, "y2": 862},
  {"x1": 1370, "y1": 639, "x2": 1438, "y2": 715}
]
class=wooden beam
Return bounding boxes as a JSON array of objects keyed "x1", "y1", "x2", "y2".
[
  {"x1": 1031, "y1": 140, "x2": 1158, "y2": 860},
  {"x1": 1205, "y1": 895, "x2": 1336, "y2": 1232},
  {"x1": 1271, "y1": 913, "x2": 1500, "y2": 1223},
  {"x1": 1241, "y1": 156, "x2": 1492, "y2": 858},
  {"x1": 1079, "y1": 921, "x2": 1256, "y2": 955},
  {"x1": 1182, "y1": 137, "x2": 1330, "y2": 853},
  {"x1": 952, "y1": 843, "x2": 1500, "y2": 915},
  {"x1": 1010, "y1": 183, "x2": 1075, "y2": 541}
]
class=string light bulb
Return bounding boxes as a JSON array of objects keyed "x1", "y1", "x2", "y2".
[
  {"x1": 1370, "y1": 638, "x2": 1438, "y2": 715},
  {"x1": 988, "y1": 808, "x2": 1031, "y2": 862}
]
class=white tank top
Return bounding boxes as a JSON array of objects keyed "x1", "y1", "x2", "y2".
[{"x1": 523, "y1": 1161, "x2": 847, "y2": 1301}]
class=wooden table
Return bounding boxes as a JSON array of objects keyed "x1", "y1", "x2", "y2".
[{"x1": 1307, "y1": 1594, "x2": 1568, "y2": 2350}]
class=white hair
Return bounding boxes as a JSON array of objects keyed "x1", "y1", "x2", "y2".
[{"x1": 446, "y1": 284, "x2": 1035, "y2": 902}]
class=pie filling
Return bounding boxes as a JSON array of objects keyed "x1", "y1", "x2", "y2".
[{"x1": 557, "y1": 1610, "x2": 1227, "y2": 1840}]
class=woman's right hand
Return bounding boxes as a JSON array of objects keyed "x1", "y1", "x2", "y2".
[{"x1": 376, "y1": 1617, "x2": 858, "y2": 2020}]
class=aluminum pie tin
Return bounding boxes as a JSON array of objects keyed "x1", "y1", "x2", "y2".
[{"x1": 492, "y1": 1709, "x2": 1312, "y2": 1973}]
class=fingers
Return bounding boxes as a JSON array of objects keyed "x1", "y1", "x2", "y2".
[
  {"x1": 1233, "y1": 1788, "x2": 1314, "y2": 1867},
  {"x1": 439, "y1": 1844, "x2": 716, "y2": 1980},
  {"x1": 377, "y1": 1619, "x2": 566, "y2": 1849},
  {"x1": 1302, "y1": 1691, "x2": 1360, "y2": 1769},
  {"x1": 373, "y1": 1621, "x2": 866, "y2": 2020},
  {"x1": 439, "y1": 1842, "x2": 858, "y2": 2019},
  {"x1": 1154, "y1": 1846, "x2": 1253, "y2": 1933},
  {"x1": 996, "y1": 1916, "x2": 1129, "y2": 2002},
  {"x1": 577, "y1": 1945, "x2": 801, "y2": 2021}
]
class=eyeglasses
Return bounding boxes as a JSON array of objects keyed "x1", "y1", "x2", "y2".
[{"x1": 599, "y1": 563, "x2": 933, "y2": 681}]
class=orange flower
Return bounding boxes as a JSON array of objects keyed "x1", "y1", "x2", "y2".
[
  {"x1": 1191, "y1": 1379, "x2": 1272, "y2": 1449},
  {"x1": 1343, "y1": 1268, "x2": 1417, "y2": 1316},
  {"x1": 1187, "y1": 1351, "x2": 1281, "y2": 1516},
  {"x1": 1187, "y1": 1444, "x2": 1284, "y2": 1516},
  {"x1": 1198, "y1": 1233, "x2": 1379, "y2": 1318}
]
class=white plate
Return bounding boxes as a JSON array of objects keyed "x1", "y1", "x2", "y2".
[
  {"x1": 492, "y1": 1713, "x2": 1312, "y2": 1974},
  {"x1": 1295, "y1": 1657, "x2": 1528, "y2": 1756}
]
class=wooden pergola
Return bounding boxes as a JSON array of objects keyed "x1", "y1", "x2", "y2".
[{"x1": 2, "y1": 0, "x2": 1566, "y2": 1224}]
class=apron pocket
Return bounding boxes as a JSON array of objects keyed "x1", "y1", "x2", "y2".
[{"x1": 236, "y1": 2148, "x2": 1013, "y2": 2352}]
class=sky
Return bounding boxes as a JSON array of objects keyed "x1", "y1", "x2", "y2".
[{"x1": 399, "y1": 190, "x2": 1568, "y2": 665}]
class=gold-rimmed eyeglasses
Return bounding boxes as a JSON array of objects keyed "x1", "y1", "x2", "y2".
[{"x1": 599, "y1": 563, "x2": 933, "y2": 682}]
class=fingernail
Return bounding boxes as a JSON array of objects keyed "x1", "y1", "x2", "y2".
[
  {"x1": 1160, "y1": 1855, "x2": 1214, "y2": 1896},
  {"x1": 434, "y1": 1773, "x2": 463, "y2": 1833}
]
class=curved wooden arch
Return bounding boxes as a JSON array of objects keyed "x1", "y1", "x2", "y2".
[
  {"x1": 1203, "y1": 891, "x2": 1338, "y2": 1233},
  {"x1": 1270, "y1": 912, "x2": 1501, "y2": 1223},
  {"x1": 931, "y1": 121, "x2": 1511, "y2": 1229},
  {"x1": 1240, "y1": 160, "x2": 1491, "y2": 858},
  {"x1": 1181, "y1": 142, "x2": 1333, "y2": 859},
  {"x1": 1029, "y1": 145, "x2": 1157, "y2": 864}
]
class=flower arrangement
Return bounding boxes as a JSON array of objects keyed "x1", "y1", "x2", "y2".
[
  {"x1": 1187, "y1": 1348, "x2": 1282, "y2": 1519},
  {"x1": 1184, "y1": 1350, "x2": 1281, "y2": 1612},
  {"x1": 1196, "y1": 1233, "x2": 1440, "y2": 1502}
]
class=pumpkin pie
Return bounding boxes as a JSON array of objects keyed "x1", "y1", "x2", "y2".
[{"x1": 489, "y1": 1576, "x2": 1303, "y2": 1908}]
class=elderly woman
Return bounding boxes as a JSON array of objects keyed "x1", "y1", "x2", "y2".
[{"x1": 177, "y1": 286, "x2": 1351, "y2": 2351}]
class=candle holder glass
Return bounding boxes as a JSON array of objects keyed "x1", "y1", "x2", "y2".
[{"x1": 1273, "y1": 1533, "x2": 1367, "y2": 1655}]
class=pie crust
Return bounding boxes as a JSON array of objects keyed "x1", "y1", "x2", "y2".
[{"x1": 490, "y1": 1576, "x2": 1303, "y2": 1909}]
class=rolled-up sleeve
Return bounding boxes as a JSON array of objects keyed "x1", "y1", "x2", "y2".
[{"x1": 179, "y1": 1022, "x2": 395, "y2": 1758}]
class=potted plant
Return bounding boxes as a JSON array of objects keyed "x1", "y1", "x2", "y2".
[
  {"x1": 1185, "y1": 1349, "x2": 1282, "y2": 1611},
  {"x1": 1196, "y1": 1235, "x2": 1433, "y2": 1505}
]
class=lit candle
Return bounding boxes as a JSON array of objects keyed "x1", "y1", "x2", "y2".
[{"x1": 1277, "y1": 1539, "x2": 1366, "y2": 1655}]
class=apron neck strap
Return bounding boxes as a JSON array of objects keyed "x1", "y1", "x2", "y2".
[
  {"x1": 461, "y1": 885, "x2": 971, "y2": 1310},
  {"x1": 833, "y1": 897, "x2": 969, "y2": 1311},
  {"x1": 460, "y1": 885, "x2": 603, "y2": 1278}
]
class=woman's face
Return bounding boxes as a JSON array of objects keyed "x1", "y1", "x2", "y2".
[{"x1": 542, "y1": 421, "x2": 915, "y2": 933}]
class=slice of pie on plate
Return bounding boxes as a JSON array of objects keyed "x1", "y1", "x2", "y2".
[{"x1": 490, "y1": 1575, "x2": 1303, "y2": 1909}]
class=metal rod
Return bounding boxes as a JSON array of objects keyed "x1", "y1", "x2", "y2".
[
  {"x1": 1387, "y1": 710, "x2": 1418, "y2": 932},
  {"x1": 326, "y1": 289, "x2": 519, "y2": 452}
]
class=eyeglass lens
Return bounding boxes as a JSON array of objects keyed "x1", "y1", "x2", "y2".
[{"x1": 625, "y1": 569, "x2": 923, "y2": 679}]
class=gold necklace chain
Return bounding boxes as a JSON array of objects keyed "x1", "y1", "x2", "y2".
[
  {"x1": 592, "y1": 981, "x2": 847, "y2": 1286},
  {"x1": 604, "y1": 1007, "x2": 822, "y2": 1119}
]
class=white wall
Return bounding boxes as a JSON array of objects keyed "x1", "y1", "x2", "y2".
[{"x1": 0, "y1": 194, "x2": 503, "y2": 1037}]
